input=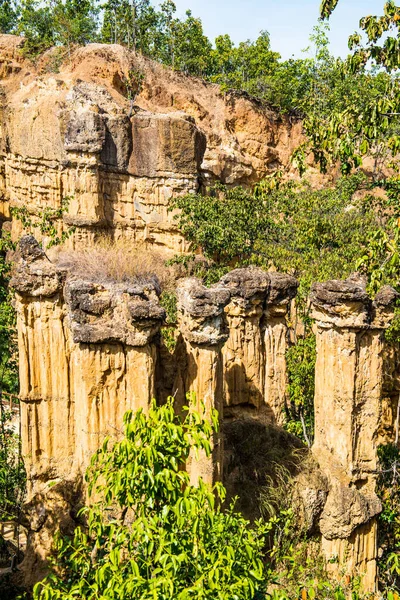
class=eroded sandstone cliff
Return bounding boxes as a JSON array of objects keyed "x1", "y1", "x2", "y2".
[
  {"x1": 10, "y1": 235, "x2": 400, "y2": 593},
  {"x1": 0, "y1": 35, "x2": 302, "y2": 252},
  {"x1": 2, "y1": 34, "x2": 400, "y2": 595},
  {"x1": 11, "y1": 236, "x2": 299, "y2": 582}
]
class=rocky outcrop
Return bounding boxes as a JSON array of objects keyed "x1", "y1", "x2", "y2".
[
  {"x1": 12, "y1": 237, "x2": 164, "y2": 582},
  {"x1": 0, "y1": 36, "x2": 302, "y2": 252},
  {"x1": 311, "y1": 274, "x2": 398, "y2": 592},
  {"x1": 221, "y1": 268, "x2": 269, "y2": 414},
  {"x1": 11, "y1": 235, "x2": 400, "y2": 593},
  {"x1": 175, "y1": 278, "x2": 230, "y2": 485},
  {"x1": 2, "y1": 34, "x2": 398, "y2": 596},
  {"x1": 172, "y1": 269, "x2": 298, "y2": 482},
  {"x1": 11, "y1": 239, "x2": 298, "y2": 582},
  {"x1": 264, "y1": 273, "x2": 298, "y2": 423}
]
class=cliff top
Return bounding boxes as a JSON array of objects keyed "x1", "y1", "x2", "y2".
[{"x1": 0, "y1": 35, "x2": 304, "y2": 185}]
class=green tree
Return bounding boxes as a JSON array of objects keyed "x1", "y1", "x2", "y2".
[
  {"x1": 101, "y1": 0, "x2": 159, "y2": 53},
  {"x1": 18, "y1": 0, "x2": 55, "y2": 57},
  {"x1": 211, "y1": 34, "x2": 236, "y2": 80},
  {"x1": 209, "y1": 30, "x2": 280, "y2": 93},
  {"x1": 171, "y1": 10, "x2": 212, "y2": 76},
  {"x1": 307, "y1": 1, "x2": 400, "y2": 173},
  {"x1": 18, "y1": 0, "x2": 98, "y2": 58},
  {"x1": 321, "y1": 0, "x2": 400, "y2": 73},
  {"x1": 376, "y1": 444, "x2": 400, "y2": 590},
  {"x1": 171, "y1": 175, "x2": 381, "y2": 292},
  {"x1": 0, "y1": 0, "x2": 19, "y2": 33},
  {"x1": 0, "y1": 232, "x2": 25, "y2": 548},
  {"x1": 313, "y1": 1, "x2": 400, "y2": 298},
  {"x1": 170, "y1": 184, "x2": 273, "y2": 274},
  {"x1": 33, "y1": 398, "x2": 268, "y2": 600},
  {"x1": 52, "y1": 0, "x2": 99, "y2": 48},
  {"x1": 155, "y1": 0, "x2": 177, "y2": 66}
]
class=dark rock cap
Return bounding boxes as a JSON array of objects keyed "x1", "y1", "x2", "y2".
[
  {"x1": 310, "y1": 273, "x2": 370, "y2": 308},
  {"x1": 11, "y1": 235, "x2": 64, "y2": 297},
  {"x1": 65, "y1": 277, "x2": 165, "y2": 346},
  {"x1": 176, "y1": 278, "x2": 231, "y2": 345},
  {"x1": 374, "y1": 285, "x2": 400, "y2": 307},
  {"x1": 220, "y1": 267, "x2": 270, "y2": 300},
  {"x1": 268, "y1": 272, "x2": 299, "y2": 305},
  {"x1": 177, "y1": 278, "x2": 231, "y2": 320},
  {"x1": 18, "y1": 235, "x2": 46, "y2": 263}
]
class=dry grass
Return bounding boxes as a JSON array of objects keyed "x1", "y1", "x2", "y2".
[
  {"x1": 222, "y1": 418, "x2": 315, "y2": 521},
  {"x1": 52, "y1": 237, "x2": 180, "y2": 291}
]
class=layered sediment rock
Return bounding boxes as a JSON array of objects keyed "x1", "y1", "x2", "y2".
[
  {"x1": 311, "y1": 274, "x2": 398, "y2": 592},
  {"x1": 221, "y1": 268, "x2": 297, "y2": 422},
  {"x1": 175, "y1": 278, "x2": 231, "y2": 484},
  {"x1": 0, "y1": 36, "x2": 302, "y2": 251},
  {"x1": 12, "y1": 236, "x2": 165, "y2": 581},
  {"x1": 11, "y1": 239, "x2": 299, "y2": 582},
  {"x1": 221, "y1": 268, "x2": 269, "y2": 413},
  {"x1": 264, "y1": 272, "x2": 298, "y2": 423},
  {"x1": 13, "y1": 234, "x2": 400, "y2": 594}
]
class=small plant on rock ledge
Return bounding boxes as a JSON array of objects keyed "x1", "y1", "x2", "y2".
[
  {"x1": 160, "y1": 290, "x2": 178, "y2": 352},
  {"x1": 10, "y1": 196, "x2": 75, "y2": 250}
]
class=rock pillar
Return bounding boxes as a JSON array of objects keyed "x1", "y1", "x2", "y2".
[
  {"x1": 219, "y1": 268, "x2": 298, "y2": 423},
  {"x1": 264, "y1": 273, "x2": 298, "y2": 423},
  {"x1": 176, "y1": 278, "x2": 230, "y2": 485},
  {"x1": 11, "y1": 236, "x2": 165, "y2": 581},
  {"x1": 220, "y1": 268, "x2": 270, "y2": 414},
  {"x1": 311, "y1": 275, "x2": 398, "y2": 592}
]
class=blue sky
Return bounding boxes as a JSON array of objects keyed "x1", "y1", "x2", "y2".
[{"x1": 168, "y1": 0, "x2": 384, "y2": 60}]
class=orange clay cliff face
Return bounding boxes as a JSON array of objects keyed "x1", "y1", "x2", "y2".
[
  {"x1": 1, "y1": 35, "x2": 399, "y2": 596},
  {"x1": 0, "y1": 34, "x2": 302, "y2": 251}
]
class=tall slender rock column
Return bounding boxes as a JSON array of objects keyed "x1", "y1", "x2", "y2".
[
  {"x1": 176, "y1": 278, "x2": 231, "y2": 485},
  {"x1": 264, "y1": 273, "x2": 298, "y2": 423},
  {"x1": 310, "y1": 275, "x2": 398, "y2": 592},
  {"x1": 64, "y1": 275, "x2": 165, "y2": 469},
  {"x1": 220, "y1": 268, "x2": 270, "y2": 415},
  {"x1": 12, "y1": 237, "x2": 70, "y2": 489}
]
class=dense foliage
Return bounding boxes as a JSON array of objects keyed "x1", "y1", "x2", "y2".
[
  {"x1": 377, "y1": 444, "x2": 400, "y2": 590},
  {"x1": 171, "y1": 175, "x2": 380, "y2": 288},
  {"x1": 311, "y1": 1, "x2": 400, "y2": 174},
  {"x1": 33, "y1": 399, "x2": 269, "y2": 600}
]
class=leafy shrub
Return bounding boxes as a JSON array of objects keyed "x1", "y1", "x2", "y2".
[
  {"x1": 33, "y1": 398, "x2": 269, "y2": 600},
  {"x1": 377, "y1": 444, "x2": 400, "y2": 590},
  {"x1": 170, "y1": 183, "x2": 272, "y2": 268},
  {"x1": 285, "y1": 336, "x2": 316, "y2": 446},
  {"x1": 171, "y1": 175, "x2": 380, "y2": 298}
]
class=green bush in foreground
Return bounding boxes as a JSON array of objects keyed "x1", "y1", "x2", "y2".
[{"x1": 33, "y1": 398, "x2": 268, "y2": 600}]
